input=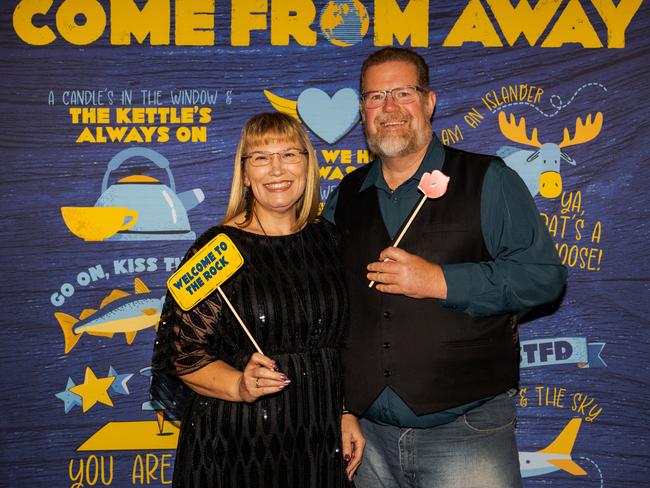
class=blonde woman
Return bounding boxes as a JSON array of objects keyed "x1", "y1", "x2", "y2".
[{"x1": 152, "y1": 113, "x2": 363, "y2": 487}]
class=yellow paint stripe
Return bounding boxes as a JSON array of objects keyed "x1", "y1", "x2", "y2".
[{"x1": 77, "y1": 421, "x2": 179, "y2": 451}]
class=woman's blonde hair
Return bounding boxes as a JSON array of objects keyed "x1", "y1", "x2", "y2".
[{"x1": 222, "y1": 112, "x2": 320, "y2": 231}]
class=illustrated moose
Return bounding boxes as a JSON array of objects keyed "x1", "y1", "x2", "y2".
[{"x1": 497, "y1": 111, "x2": 603, "y2": 198}]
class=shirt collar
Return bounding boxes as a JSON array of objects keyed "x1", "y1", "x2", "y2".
[{"x1": 359, "y1": 133, "x2": 446, "y2": 192}]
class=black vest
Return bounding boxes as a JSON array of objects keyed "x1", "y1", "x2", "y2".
[{"x1": 335, "y1": 146, "x2": 519, "y2": 415}]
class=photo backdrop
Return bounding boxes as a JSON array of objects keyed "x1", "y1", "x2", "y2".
[{"x1": 1, "y1": 1, "x2": 649, "y2": 486}]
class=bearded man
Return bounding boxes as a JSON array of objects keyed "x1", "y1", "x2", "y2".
[{"x1": 322, "y1": 47, "x2": 566, "y2": 487}]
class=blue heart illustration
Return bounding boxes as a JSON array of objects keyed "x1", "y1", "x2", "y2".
[{"x1": 297, "y1": 88, "x2": 360, "y2": 144}]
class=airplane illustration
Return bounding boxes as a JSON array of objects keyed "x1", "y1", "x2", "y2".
[{"x1": 519, "y1": 418, "x2": 587, "y2": 478}]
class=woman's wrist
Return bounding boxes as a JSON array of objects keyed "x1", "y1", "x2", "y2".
[
  {"x1": 234, "y1": 371, "x2": 248, "y2": 402},
  {"x1": 341, "y1": 400, "x2": 352, "y2": 415}
]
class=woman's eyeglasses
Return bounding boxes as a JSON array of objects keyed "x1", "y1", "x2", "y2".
[{"x1": 242, "y1": 149, "x2": 308, "y2": 167}]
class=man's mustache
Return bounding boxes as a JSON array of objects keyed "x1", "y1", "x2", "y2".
[{"x1": 375, "y1": 112, "x2": 412, "y2": 127}]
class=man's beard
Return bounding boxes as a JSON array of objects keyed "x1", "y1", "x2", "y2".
[{"x1": 366, "y1": 112, "x2": 432, "y2": 158}]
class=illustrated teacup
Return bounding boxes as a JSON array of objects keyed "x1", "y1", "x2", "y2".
[{"x1": 61, "y1": 207, "x2": 139, "y2": 241}]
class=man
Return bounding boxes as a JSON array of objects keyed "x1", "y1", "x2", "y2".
[{"x1": 323, "y1": 47, "x2": 567, "y2": 487}]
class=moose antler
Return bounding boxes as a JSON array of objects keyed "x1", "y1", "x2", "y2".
[
  {"x1": 498, "y1": 112, "x2": 541, "y2": 148},
  {"x1": 559, "y1": 112, "x2": 603, "y2": 148}
]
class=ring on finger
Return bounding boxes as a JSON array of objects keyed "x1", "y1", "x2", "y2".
[{"x1": 255, "y1": 378, "x2": 260, "y2": 388}]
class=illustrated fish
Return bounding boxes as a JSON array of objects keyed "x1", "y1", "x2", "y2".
[{"x1": 55, "y1": 277, "x2": 164, "y2": 353}]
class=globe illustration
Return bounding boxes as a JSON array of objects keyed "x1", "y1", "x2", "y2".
[{"x1": 320, "y1": 0, "x2": 370, "y2": 47}]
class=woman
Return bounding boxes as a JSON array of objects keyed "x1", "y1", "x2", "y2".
[{"x1": 151, "y1": 112, "x2": 364, "y2": 487}]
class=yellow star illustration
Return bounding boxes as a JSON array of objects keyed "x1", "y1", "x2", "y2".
[{"x1": 70, "y1": 367, "x2": 115, "y2": 413}]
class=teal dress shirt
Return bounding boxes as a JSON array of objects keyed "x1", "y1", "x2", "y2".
[{"x1": 322, "y1": 134, "x2": 566, "y2": 428}]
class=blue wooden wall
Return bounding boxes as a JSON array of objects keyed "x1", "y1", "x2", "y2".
[{"x1": 1, "y1": 1, "x2": 649, "y2": 486}]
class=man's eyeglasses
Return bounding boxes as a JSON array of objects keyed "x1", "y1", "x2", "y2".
[
  {"x1": 242, "y1": 148, "x2": 308, "y2": 167},
  {"x1": 360, "y1": 85, "x2": 428, "y2": 109}
]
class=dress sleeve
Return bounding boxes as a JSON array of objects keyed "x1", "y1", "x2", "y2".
[
  {"x1": 150, "y1": 236, "x2": 225, "y2": 418},
  {"x1": 156, "y1": 288, "x2": 224, "y2": 376}
]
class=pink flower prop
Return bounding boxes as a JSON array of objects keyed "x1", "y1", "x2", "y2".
[{"x1": 417, "y1": 170, "x2": 450, "y2": 199}]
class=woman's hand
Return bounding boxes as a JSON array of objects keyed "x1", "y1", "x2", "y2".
[
  {"x1": 237, "y1": 352, "x2": 290, "y2": 403},
  {"x1": 341, "y1": 413, "x2": 365, "y2": 481}
]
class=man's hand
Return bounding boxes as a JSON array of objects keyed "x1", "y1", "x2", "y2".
[{"x1": 367, "y1": 247, "x2": 448, "y2": 299}]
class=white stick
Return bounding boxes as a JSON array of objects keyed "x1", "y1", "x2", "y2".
[
  {"x1": 369, "y1": 194, "x2": 428, "y2": 288},
  {"x1": 217, "y1": 286, "x2": 264, "y2": 355},
  {"x1": 392, "y1": 194, "x2": 428, "y2": 249}
]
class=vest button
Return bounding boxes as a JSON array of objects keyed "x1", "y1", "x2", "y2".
[
  {"x1": 382, "y1": 342, "x2": 391, "y2": 349},
  {"x1": 383, "y1": 369, "x2": 391, "y2": 377},
  {"x1": 383, "y1": 311, "x2": 391, "y2": 318}
]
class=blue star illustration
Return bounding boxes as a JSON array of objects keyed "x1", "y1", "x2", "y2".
[
  {"x1": 55, "y1": 377, "x2": 82, "y2": 413},
  {"x1": 108, "y1": 366, "x2": 134, "y2": 395}
]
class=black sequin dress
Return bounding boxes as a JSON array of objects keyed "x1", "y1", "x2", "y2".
[{"x1": 151, "y1": 220, "x2": 348, "y2": 488}]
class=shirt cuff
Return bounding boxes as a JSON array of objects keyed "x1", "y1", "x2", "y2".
[{"x1": 440, "y1": 263, "x2": 472, "y2": 310}]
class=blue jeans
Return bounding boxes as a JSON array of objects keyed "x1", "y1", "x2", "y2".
[{"x1": 354, "y1": 391, "x2": 523, "y2": 488}]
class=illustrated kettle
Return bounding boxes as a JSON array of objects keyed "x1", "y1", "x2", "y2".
[{"x1": 94, "y1": 147, "x2": 204, "y2": 241}]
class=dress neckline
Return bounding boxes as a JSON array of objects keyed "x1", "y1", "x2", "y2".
[{"x1": 221, "y1": 222, "x2": 314, "y2": 239}]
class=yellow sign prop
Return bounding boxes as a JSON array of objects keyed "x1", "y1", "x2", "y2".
[
  {"x1": 167, "y1": 233, "x2": 263, "y2": 354},
  {"x1": 167, "y1": 233, "x2": 243, "y2": 310}
]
